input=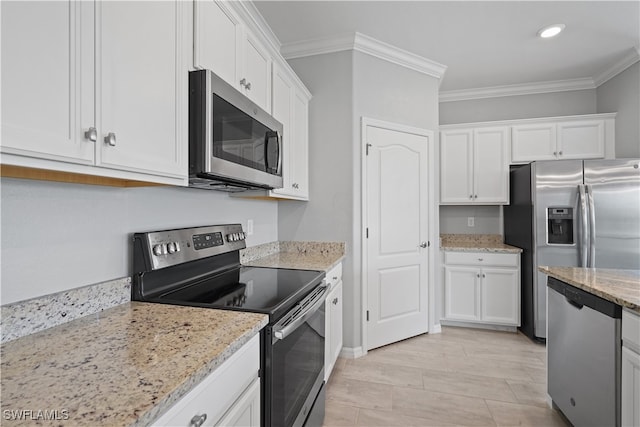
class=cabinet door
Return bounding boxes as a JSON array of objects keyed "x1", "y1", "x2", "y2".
[
  {"x1": 480, "y1": 267, "x2": 520, "y2": 325},
  {"x1": 557, "y1": 120, "x2": 605, "y2": 160},
  {"x1": 511, "y1": 123, "x2": 557, "y2": 163},
  {"x1": 325, "y1": 280, "x2": 343, "y2": 381},
  {"x1": 622, "y1": 346, "x2": 640, "y2": 427},
  {"x1": 444, "y1": 266, "x2": 480, "y2": 321},
  {"x1": 97, "y1": 0, "x2": 186, "y2": 178},
  {"x1": 289, "y1": 89, "x2": 310, "y2": 200},
  {"x1": 270, "y1": 64, "x2": 295, "y2": 197},
  {"x1": 193, "y1": 0, "x2": 242, "y2": 89},
  {"x1": 216, "y1": 378, "x2": 261, "y2": 427},
  {"x1": 241, "y1": 30, "x2": 271, "y2": 113},
  {"x1": 440, "y1": 129, "x2": 473, "y2": 203},
  {"x1": 1, "y1": 1, "x2": 94, "y2": 164},
  {"x1": 473, "y1": 127, "x2": 509, "y2": 204}
]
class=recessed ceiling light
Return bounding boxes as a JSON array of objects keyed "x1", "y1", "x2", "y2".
[{"x1": 537, "y1": 24, "x2": 565, "y2": 39}]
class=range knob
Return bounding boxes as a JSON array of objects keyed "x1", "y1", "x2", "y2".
[
  {"x1": 167, "y1": 242, "x2": 178, "y2": 254},
  {"x1": 152, "y1": 244, "x2": 164, "y2": 256},
  {"x1": 227, "y1": 234, "x2": 235, "y2": 242}
]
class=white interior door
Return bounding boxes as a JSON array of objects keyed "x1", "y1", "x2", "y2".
[{"x1": 364, "y1": 121, "x2": 430, "y2": 351}]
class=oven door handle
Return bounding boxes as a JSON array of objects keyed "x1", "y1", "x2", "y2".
[{"x1": 273, "y1": 284, "x2": 328, "y2": 342}]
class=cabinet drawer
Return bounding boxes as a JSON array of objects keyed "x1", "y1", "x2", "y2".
[
  {"x1": 326, "y1": 263, "x2": 343, "y2": 290},
  {"x1": 444, "y1": 251, "x2": 518, "y2": 267},
  {"x1": 152, "y1": 334, "x2": 260, "y2": 427},
  {"x1": 623, "y1": 309, "x2": 640, "y2": 350}
]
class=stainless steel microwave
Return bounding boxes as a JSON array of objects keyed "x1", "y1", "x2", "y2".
[{"x1": 189, "y1": 70, "x2": 283, "y2": 191}]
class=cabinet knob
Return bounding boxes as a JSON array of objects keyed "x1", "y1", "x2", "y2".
[
  {"x1": 84, "y1": 127, "x2": 97, "y2": 142},
  {"x1": 469, "y1": 195, "x2": 473, "y2": 199},
  {"x1": 419, "y1": 242, "x2": 428, "y2": 248},
  {"x1": 477, "y1": 274, "x2": 480, "y2": 278},
  {"x1": 474, "y1": 195, "x2": 478, "y2": 199},
  {"x1": 559, "y1": 151, "x2": 563, "y2": 156},
  {"x1": 482, "y1": 273, "x2": 486, "y2": 278},
  {"x1": 478, "y1": 258, "x2": 483, "y2": 261},
  {"x1": 240, "y1": 78, "x2": 252, "y2": 90},
  {"x1": 189, "y1": 414, "x2": 207, "y2": 427},
  {"x1": 292, "y1": 183, "x2": 299, "y2": 189},
  {"x1": 553, "y1": 151, "x2": 557, "y2": 156},
  {"x1": 104, "y1": 132, "x2": 116, "y2": 147},
  {"x1": 333, "y1": 297, "x2": 338, "y2": 305}
]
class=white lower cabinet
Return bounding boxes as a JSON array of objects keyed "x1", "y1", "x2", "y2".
[
  {"x1": 325, "y1": 263, "x2": 343, "y2": 381},
  {"x1": 443, "y1": 251, "x2": 520, "y2": 326},
  {"x1": 622, "y1": 309, "x2": 640, "y2": 427},
  {"x1": 152, "y1": 334, "x2": 260, "y2": 427}
]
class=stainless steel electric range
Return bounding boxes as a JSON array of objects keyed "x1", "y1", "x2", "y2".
[{"x1": 132, "y1": 224, "x2": 327, "y2": 427}]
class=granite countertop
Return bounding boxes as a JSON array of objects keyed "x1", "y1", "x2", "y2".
[
  {"x1": 539, "y1": 266, "x2": 640, "y2": 314},
  {"x1": 242, "y1": 241, "x2": 345, "y2": 272},
  {"x1": 440, "y1": 234, "x2": 522, "y2": 254},
  {"x1": 0, "y1": 302, "x2": 268, "y2": 427}
]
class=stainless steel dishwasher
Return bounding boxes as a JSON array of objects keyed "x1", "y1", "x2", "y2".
[{"x1": 548, "y1": 276, "x2": 622, "y2": 427}]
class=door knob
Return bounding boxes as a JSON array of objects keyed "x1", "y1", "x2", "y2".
[{"x1": 419, "y1": 242, "x2": 428, "y2": 248}]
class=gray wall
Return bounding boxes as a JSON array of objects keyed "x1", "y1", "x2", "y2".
[
  {"x1": 1, "y1": 178, "x2": 277, "y2": 304},
  {"x1": 597, "y1": 62, "x2": 640, "y2": 158},
  {"x1": 439, "y1": 89, "x2": 597, "y2": 125},
  {"x1": 279, "y1": 50, "x2": 440, "y2": 350},
  {"x1": 439, "y1": 205, "x2": 502, "y2": 235}
]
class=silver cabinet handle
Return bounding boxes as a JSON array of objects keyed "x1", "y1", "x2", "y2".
[
  {"x1": 104, "y1": 132, "x2": 116, "y2": 147},
  {"x1": 478, "y1": 258, "x2": 483, "y2": 261},
  {"x1": 333, "y1": 276, "x2": 338, "y2": 281},
  {"x1": 240, "y1": 78, "x2": 251, "y2": 90},
  {"x1": 190, "y1": 414, "x2": 207, "y2": 427},
  {"x1": 84, "y1": 127, "x2": 97, "y2": 142},
  {"x1": 332, "y1": 297, "x2": 338, "y2": 305}
]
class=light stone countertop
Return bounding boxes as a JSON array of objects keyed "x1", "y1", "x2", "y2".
[
  {"x1": 242, "y1": 241, "x2": 345, "y2": 272},
  {"x1": 0, "y1": 302, "x2": 268, "y2": 427},
  {"x1": 539, "y1": 266, "x2": 640, "y2": 314},
  {"x1": 440, "y1": 234, "x2": 522, "y2": 254}
]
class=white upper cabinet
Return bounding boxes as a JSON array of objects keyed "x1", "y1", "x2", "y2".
[
  {"x1": 193, "y1": 0, "x2": 242, "y2": 90},
  {"x1": 241, "y1": 30, "x2": 272, "y2": 112},
  {"x1": 97, "y1": 1, "x2": 186, "y2": 179},
  {"x1": 268, "y1": 63, "x2": 310, "y2": 200},
  {"x1": 1, "y1": 1, "x2": 95, "y2": 165},
  {"x1": 440, "y1": 126, "x2": 509, "y2": 205},
  {"x1": 511, "y1": 115, "x2": 612, "y2": 163},
  {"x1": 1, "y1": 0, "x2": 189, "y2": 185},
  {"x1": 194, "y1": 0, "x2": 271, "y2": 112}
]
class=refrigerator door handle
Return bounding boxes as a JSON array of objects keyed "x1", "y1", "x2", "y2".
[
  {"x1": 578, "y1": 184, "x2": 589, "y2": 267},
  {"x1": 586, "y1": 185, "x2": 596, "y2": 267}
]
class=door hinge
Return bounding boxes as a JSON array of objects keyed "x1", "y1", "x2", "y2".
[
  {"x1": 366, "y1": 143, "x2": 372, "y2": 155},
  {"x1": 366, "y1": 310, "x2": 369, "y2": 321}
]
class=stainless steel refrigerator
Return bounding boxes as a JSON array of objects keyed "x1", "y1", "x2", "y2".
[{"x1": 504, "y1": 159, "x2": 640, "y2": 341}]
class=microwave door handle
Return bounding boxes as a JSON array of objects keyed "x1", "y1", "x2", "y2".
[{"x1": 264, "y1": 131, "x2": 279, "y2": 173}]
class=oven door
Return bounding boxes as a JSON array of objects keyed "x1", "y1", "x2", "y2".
[{"x1": 265, "y1": 284, "x2": 327, "y2": 427}]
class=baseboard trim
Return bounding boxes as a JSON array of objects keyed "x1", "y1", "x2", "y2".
[
  {"x1": 440, "y1": 319, "x2": 518, "y2": 333},
  {"x1": 430, "y1": 323, "x2": 442, "y2": 334},
  {"x1": 339, "y1": 346, "x2": 365, "y2": 359}
]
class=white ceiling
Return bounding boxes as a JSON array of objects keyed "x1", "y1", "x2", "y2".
[{"x1": 254, "y1": 1, "x2": 640, "y2": 97}]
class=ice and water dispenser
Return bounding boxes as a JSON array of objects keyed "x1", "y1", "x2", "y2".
[{"x1": 547, "y1": 207, "x2": 574, "y2": 244}]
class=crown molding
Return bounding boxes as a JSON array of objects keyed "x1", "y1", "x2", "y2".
[
  {"x1": 593, "y1": 47, "x2": 640, "y2": 87},
  {"x1": 281, "y1": 32, "x2": 447, "y2": 81},
  {"x1": 439, "y1": 78, "x2": 597, "y2": 103}
]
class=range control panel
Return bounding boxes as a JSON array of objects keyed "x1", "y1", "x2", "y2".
[{"x1": 134, "y1": 224, "x2": 247, "y2": 271}]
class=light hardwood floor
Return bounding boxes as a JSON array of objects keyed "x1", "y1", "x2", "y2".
[{"x1": 323, "y1": 326, "x2": 570, "y2": 426}]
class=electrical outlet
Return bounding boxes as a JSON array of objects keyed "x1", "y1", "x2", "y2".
[
  {"x1": 467, "y1": 217, "x2": 475, "y2": 227},
  {"x1": 247, "y1": 219, "x2": 254, "y2": 236}
]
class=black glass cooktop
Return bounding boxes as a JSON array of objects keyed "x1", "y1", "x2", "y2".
[{"x1": 156, "y1": 266, "x2": 325, "y2": 319}]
